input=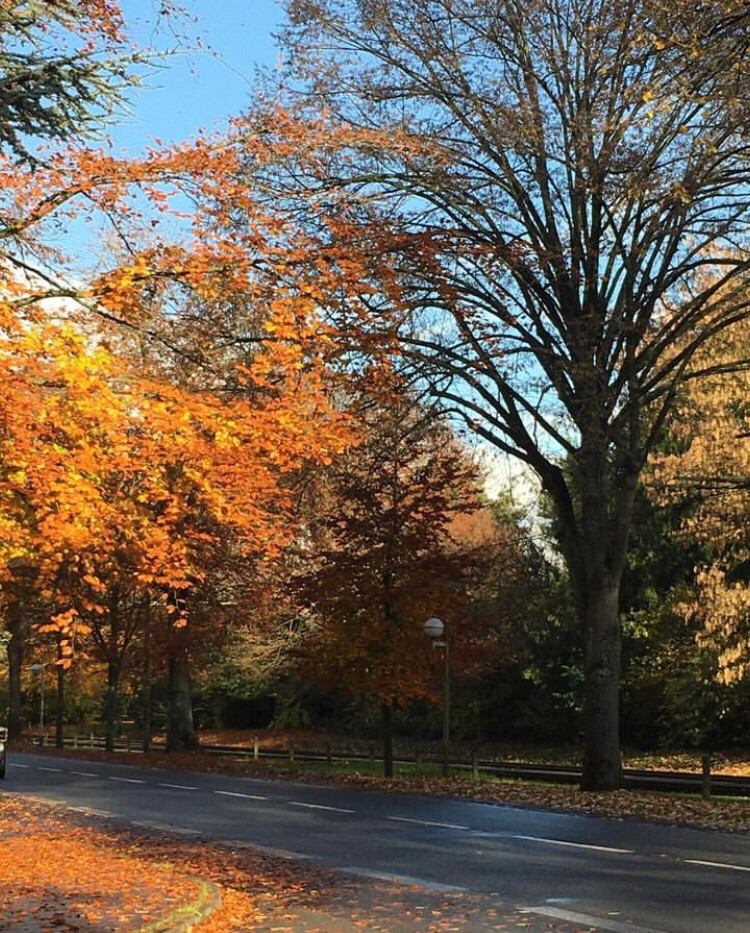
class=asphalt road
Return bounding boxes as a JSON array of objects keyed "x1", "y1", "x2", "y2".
[{"x1": 4, "y1": 752, "x2": 750, "y2": 933}]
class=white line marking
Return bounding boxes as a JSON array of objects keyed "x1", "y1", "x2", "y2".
[
  {"x1": 71, "y1": 771, "x2": 98, "y2": 777},
  {"x1": 340, "y1": 867, "x2": 465, "y2": 891},
  {"x1": 214, "y1": 790, "x2": 267, "y2": 800},
  {"x1": 108, "y1": 776, "x2": 145, "y2": 784},
  {"x1": 387, "y1": 815, "x2": 469, "y2": 830},
  {"x1": 514, "y1": 834, "x2": 633, "y2": 854},
  {"x1": 159, "y1": 783, "x2": 198, "y2": 791},
  {"x1": 8, "y1": 763, "x2": 30, "y2": 768},
  {"x1": 685, "y1": 858, "x2": 750, "y2": 873},
  {"x1": 38, "y1": 766, "x2": 63, "y2": 772},
  {"x1": 526, "y1": 906, "x2": 666, "y2": 933},
  {"x1": 288, "y1": 801, "x2": 355, "y2": 814}
]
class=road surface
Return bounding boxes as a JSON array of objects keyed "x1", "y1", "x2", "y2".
[{"x1": 4, "y1": 752, "x2": 750, "y2": 933}]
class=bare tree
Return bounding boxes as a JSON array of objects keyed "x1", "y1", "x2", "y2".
[{"x1": 273, "y1": 0, "x2": 750, "y2": 788}]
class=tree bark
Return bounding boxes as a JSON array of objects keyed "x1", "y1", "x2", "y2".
[
  {"x1": 166, "y1": 646, "x2": 197, "y2": 752},
  {"x1": 581, "y1": 580, "x2": 622, "y2": 790},
  {"x1": 572, "y1": 448, "x2": 637, "y2": 791}
]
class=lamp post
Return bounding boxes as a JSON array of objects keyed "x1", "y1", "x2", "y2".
[
  {"x1": 30, "y1": 663, "x2": 45, "y2": 742},
  {"x1": 424, "y1": 616, "x2": 450, "y2": 777}
]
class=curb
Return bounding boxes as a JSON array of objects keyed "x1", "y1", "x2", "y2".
[{"x1": 139, "y1": 880, "x2": 223, "y2": 933}]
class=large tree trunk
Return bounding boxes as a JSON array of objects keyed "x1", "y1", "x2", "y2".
[
  {"x1": 546, "y1": 445, "x2": 636, "y2": 791},
  {"x1": 581, "y1": 579, "x2": 622, "y2": 790},
  {"x1": 166, "y1": 645, "x2": 197, "y2": 752}
]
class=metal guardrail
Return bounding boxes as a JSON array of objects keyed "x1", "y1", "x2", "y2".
[{"x1": 34, "y1": 734, "x2": 750, "y2": 797}]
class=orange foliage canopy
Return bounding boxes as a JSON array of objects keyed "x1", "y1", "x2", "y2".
[
  {"x1": 0, "y1": 114, "x2": 378, "y2": 657},
  {"x1": 0, "y1": 313, "x2": 350, "y2": 656}
]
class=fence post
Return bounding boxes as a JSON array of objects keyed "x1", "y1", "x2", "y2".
[
  {"x1": 253, "y1": 735, "x2": 259, "y2": 760},
  {"x1": 701, "y1": 754, "x2": 712, "y2": 799},
  {"x1": 289, "y1": 744, "x2": 295, "y2": 763},
  {"x1": 73, "y1": 733, "x2": 78, "y2": 749},
  {"x1": 472, "y1": 749, "x2": 479, "y2": 780}
]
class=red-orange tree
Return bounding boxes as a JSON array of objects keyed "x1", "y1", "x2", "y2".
[{"x1": 291, "y1": 389, "x2": 487, "y2": 774}]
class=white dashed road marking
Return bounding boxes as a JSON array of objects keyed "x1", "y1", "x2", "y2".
[
  {"x1": 514, "y1": 834, "x2": 634, "y2": 854},
  {"x1": 685, "y1": 859, "x2": 750, "y2": 872},
  {"x1": 387, "y1": 815, "x2": 469, "y2": 830},
  {"x1": 288, "y1": 801, "x2": 356, "y2": 814},
  {"x1": 214, "y1": 790, "x2": 267, "y2": 800},
  {"x1": 158, "y1": 783, "x2": 199, "y2": 790}
]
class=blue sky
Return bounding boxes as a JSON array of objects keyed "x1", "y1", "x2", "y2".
[{"x1": 113, "y1": 0, "x2": 285, "y2": 152}]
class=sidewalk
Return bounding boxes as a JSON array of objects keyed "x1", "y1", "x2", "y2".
[{"x1": 1, "y1": 793, "x2": 595, "y2": 932}]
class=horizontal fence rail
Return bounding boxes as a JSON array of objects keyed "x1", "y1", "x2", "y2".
[{"x1": 30, "y1": 733, "x2": 750, "y2": 798}]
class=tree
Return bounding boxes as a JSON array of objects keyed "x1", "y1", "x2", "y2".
[
  {"x1": 270, "y1": 0, "x2": 750, "y2": 787},
  {"x1": 292, "y1": 391, "x2": 485, "y2": 775},
  {"x1": 0, "y1": 310, "x2": 353, "y2": 742},
  {"x1": 0, "y1": 0, "x2": 145, "y2": 161},
  {"x1": 0, "y1": 108, "x2": 381, "y2": 747},
  {"x1": 642, "y1": 0, "x2": 750, "y2": 103},
  {"x1": 650, "y1": 316, "x2": 750, "y2": 686}
]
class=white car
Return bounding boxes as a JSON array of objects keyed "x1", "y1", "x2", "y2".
[{"x1": 0, "y1": 726, "x2": 7, "y2": 778}]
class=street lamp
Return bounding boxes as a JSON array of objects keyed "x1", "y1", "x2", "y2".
[
  {"x1": 30, "y1": 663, "x2": 45, "y2": 742},
  {"x1": 424, "y1": 616, "x2": 450, "y2": 777}
]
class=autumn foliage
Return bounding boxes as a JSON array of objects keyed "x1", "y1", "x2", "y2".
[
  {"x1": 277, "y1": 386, "x2": 530, "y2": 774},
  {"x1": 649, "y1": 316, "x2": 750, "y2": 683}
]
